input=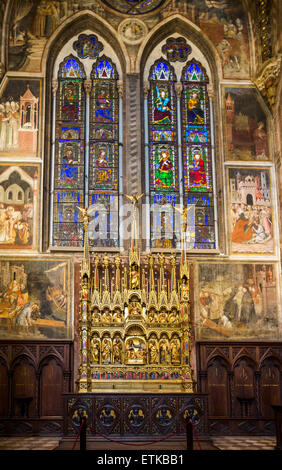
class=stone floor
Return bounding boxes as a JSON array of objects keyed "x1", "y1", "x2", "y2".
[{"x1": 0, "y1": 436, "x2": 277, "y2": 451}]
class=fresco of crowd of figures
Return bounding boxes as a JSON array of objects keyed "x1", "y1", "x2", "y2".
[{"x1": 0, "y1": 0, "x2": 280, "y2": 344}]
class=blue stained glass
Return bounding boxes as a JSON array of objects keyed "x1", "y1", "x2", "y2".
[
  {"x1": 92, "y1": 59, "x2": 116, "y2": 79},
  {"x1": 153, "y1": 193, "x2": 176, "y2": 204},
  {"x1": 184, "y1": 62, "x2": 206, "y2": 82},
  {"x1": 60, "y1": 164, "x2": 78, "y2": 183},
  {"x1": 59, "y1": 56, "x2": 86, "y2": 78},
  {"x1": 186, "y1": 128, "x2": 208, "y2": 143},
  {"x1": 151, "y1": 61, "x2": 175, "y2": 81}
]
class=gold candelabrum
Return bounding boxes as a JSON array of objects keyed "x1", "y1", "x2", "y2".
[{"x1": 76, "y1": 199, "x2": 195, "y2": 393}]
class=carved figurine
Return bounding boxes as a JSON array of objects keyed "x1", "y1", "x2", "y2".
[
  {"x1": 101, "y1": 338, "x2": 111, "y2": 364},
  {"x1": 148, "y1": 339, "x2": 159, "y2": 364}
]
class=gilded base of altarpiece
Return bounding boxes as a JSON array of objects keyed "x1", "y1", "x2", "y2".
[{"x1": 77, "y1": 378, "x2": 195, "y2": 394}]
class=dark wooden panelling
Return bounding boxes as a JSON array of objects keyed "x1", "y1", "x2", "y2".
[
  {"x1": 207, "y1": 357, "x2": 229, "y2": 417},
  {"x1": 12, "y1": 360, "x2": 36, "y2": 417},
  {"x1": 197, "y1": 342, "x2": 282, "y2": 435},
  {"x1": 40, "y1": 359, "x2": 64, "y2": 417},
  {"x1": 260, "y1": 359, "x2": 281, "y2": 418},
  {"x1": 0, "y1": 341, "x2": 73, "y2": 435},
  {"x1": 0, "y1": 361, "x2": 9, "y2": 417}
]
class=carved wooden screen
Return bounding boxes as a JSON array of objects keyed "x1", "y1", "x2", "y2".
[{"x1": 40, "y1": 359, "x2": 64, "y2": 416}]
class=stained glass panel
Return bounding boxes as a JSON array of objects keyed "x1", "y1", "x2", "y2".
[
  {"x1": 53, "y1": 56, "x2": 86, "y2": 247},
  {"x1": 181, "y1": 59, "x2": 215, "y2": 249},
  {"x1": 88, "y1": 192, "x2": 119, "y2": 247},
  {"x1": 150, "y1": 193, "x2": 180, "y2": 249},
  {"x1": 53, "y1": 191, "x2": 84, "y2": 247},
  {"x1": 89, "y1": 56, "x2": 119, "y2": 247},
  {"x1": 58, "y1": 55, "x2": 86, "y2": 79},
  {"x1": 148, "y1": 59, "x2": 179, "y2": 248}
]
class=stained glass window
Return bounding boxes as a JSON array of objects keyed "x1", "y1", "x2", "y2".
[
  {"x1": 89, "y1": 56, "x2": 119, "y2": 247},
  {"x1": 148, "y1": 59, "x2": 179, "y2": 248},
  {"x1": 53, "y1": 55, "x2": 86, "y2": 247},
  {"x1": 181, "y1": 59, "x2": 216, "y2": 249},
  {"x1": 52, "y1": 53, "x2": 120, "y2": 248}
]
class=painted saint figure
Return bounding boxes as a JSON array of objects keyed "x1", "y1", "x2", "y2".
[
  {"x1": 153, "y1": 85, "x2": 171, "y2": 126},
  {"x1": 95, "y1": 86, "x2": 112, "y2": 122},
  {"x1": 189, "y1": 151, "x2": 207, "y2": 188},
  {"x1": 187, "y1": 90, "x2": 204, "y2": 126},
  {"x1": 155, "y1": 148, "x2": 174, "y2": 188},
  {"x1": 253, "y1": 121, "x2": 268, "y2": 160},
  {"x1": 95, "y1": 148, "x2": 112, "y2": 185},
  {"x1": 61, "y1": 82, "x2": 79, "y2": 121}
]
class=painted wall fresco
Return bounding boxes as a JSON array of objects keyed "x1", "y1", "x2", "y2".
[
  {"x1": 0, "y1": 78, "x2": 41, "y2": 157},
  {"x1": 166, "y1": 0, "x2": 251, "y2": 79},
  {"x1": 0, "y1": 258, "x2": 71, "y2": 339},
  {"x1": 197, "y1": 263, "x2": 280, "y2": 341},
  {"x1": 227, "y1": 167, "x2": 274, "y2": 255},
  {"x1": 0, "y1": 164, "x2": 40, "y2": 250},
  {"x1": 8, "y1": 0, "x2": 109, "y2": 72},
  {"x1": 224, "y1": 87, "x2": 269, "y2": 161},
  {"x1": 7, "y1": 0, "x2": 251, "y2": 79}
]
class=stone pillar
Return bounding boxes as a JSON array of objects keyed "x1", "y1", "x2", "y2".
[
  {"x1": 49, "y1": 79, "x2": 58, "y2": 247},
  {"x1": 117, "y1": 80, "x2": 124, "y2": 251},
  {"x1": 124, "y1": 74, "x2": 142, "y2": 250},
  {"x1": 207, "y1": 83, "x2": 219, "y2": 250},
  {"x1": 143, "y1": 80, "x2": 150, "y2": 252}
]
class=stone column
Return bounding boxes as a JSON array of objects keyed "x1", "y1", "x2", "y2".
[
  {"x1": 207, "y1": 83, "x2": 219, "y2": 250},
  {"x1": 117, "y1": 80, "x2": 124, "y2": 251},
  {"x1": 143, "y1": 80, "x2": 150, "y2": 252},
  {"x1": 124, "y1": 74, "x2": 142, "y2": 250},
  {"x1": 49, "y1": 79, "x2": 58, "y2": 247}
]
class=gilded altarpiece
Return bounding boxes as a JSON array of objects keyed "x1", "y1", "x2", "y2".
[{"x1": 76, "y1": 202, "x2": 195, "y2": 393}]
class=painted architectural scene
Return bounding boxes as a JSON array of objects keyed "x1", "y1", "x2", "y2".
[
  {"x1": 0, "y1": 258, "x2": 71, "y2": 339},
  {"x1": 0, "y1": 79, "x2": 41, "y2": 156},
  {"x1": 227, "y1": 167, "x2": 274, "y2": 255},
  {"x1": 0, "y1": 164, "x2": 39, "y2": 250},
  {"x1": 197, "y1": 263, "x2": 279, "y2": 341},
  {"x1": 224, "y1": 87, "x2": 269, "y2": 161}
]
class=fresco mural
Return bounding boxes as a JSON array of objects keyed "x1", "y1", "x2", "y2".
[
  {"x1": 0, "y1": 78, "x2": 41, "y2": 156},
  {"x1": 7, "y1": 0, "x2": 251, "y2": 79},
  {"x1": 197, "y1": 263, "x2": 280, "y2": 341},
  {"x1": 8, "y1": 0, "x2": 107, "y2": 72},
  {"x1": 227, "y1": 167, "x2": 274, "y2": 255},
  {"x1": 224, "y1": 87, "x2": 269, "y2": 161},
  {"x1": 0, "y1": 258, "x2": 71, "y2": 339},
  {"x1": 168, "y1": 0, "x2": 251, "y2": 79},
  {"x1": 0, "y1": 164, "x2": 39, "y2": 250}
]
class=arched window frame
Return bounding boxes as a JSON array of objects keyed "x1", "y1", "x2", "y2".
[
  {"x1": 145, "y1": 55, "x2": 217, "y2": 251},
  {"x1": 147, "y1": 58, "x2": 180, "y2": 250},
  {"x1": 52, "y1": 54, "x2": 86, "y2": 248},
  {"x1": 181, "y1": 58, "x2": 216, "y2": 250},
  {"x1": 50, "y1": 50, "x2": 122, "y2": 249},
  {"x1": 88, "y1": 55, "x2": 120, "y2": 248}
]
